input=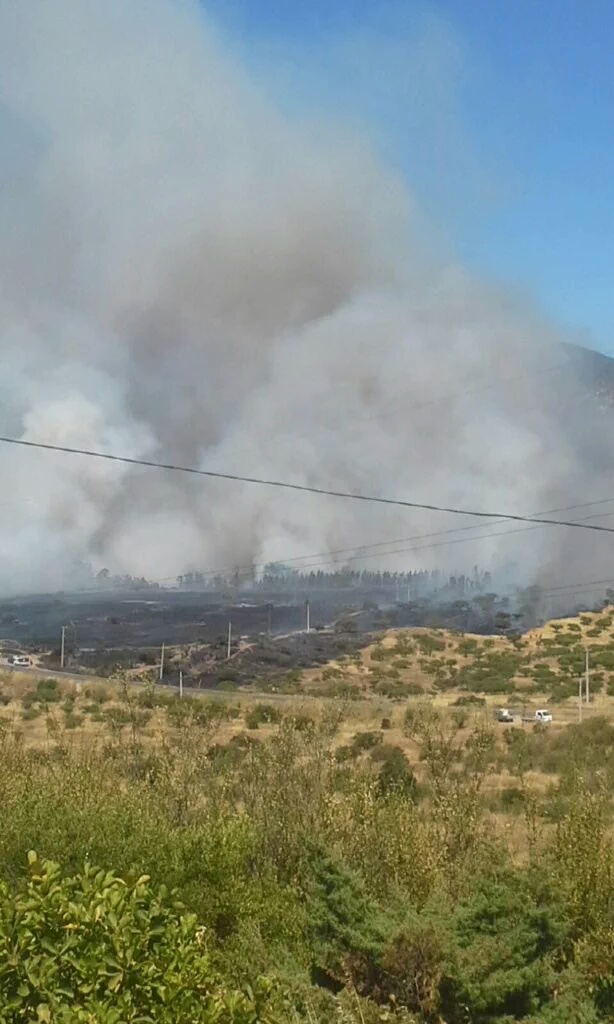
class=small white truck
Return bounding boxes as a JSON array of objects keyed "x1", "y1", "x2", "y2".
[{"x1": 519, "y1": 709, "x2": 553, "y2": 724}]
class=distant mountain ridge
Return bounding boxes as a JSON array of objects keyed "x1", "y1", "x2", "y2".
[{"x1": 563, "y1": 342, "x2": 614, "y2": 409}]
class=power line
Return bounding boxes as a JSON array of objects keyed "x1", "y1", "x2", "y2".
[{"x1": 2, "y1": 434, "x2": 614, "y2": 536}]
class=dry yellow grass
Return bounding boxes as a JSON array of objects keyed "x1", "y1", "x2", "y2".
[{"x1": 2, "y1": 605, "x2": 613, "y2": 779}]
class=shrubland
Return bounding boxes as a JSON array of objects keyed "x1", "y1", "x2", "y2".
[
  {"x1": 300, "y1": 607, "x2": 614, "y2": 709},
  {"x1": 0, "y1": 670, "x2": 613, "y2": 1021}
]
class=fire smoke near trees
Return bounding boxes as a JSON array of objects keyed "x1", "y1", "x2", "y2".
[{"x1": 0, "y1": 0, "x2": 612, "y2": 598}]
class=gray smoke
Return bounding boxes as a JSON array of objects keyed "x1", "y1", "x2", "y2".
[{"x1": 0, "y1": 0, "x2": 611, "y2": 598}]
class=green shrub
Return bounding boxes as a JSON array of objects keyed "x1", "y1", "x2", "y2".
[
  {"x1": 64, "y1": 712, "x2": 84, "y2": 730},
  {"x1": 374, "y1": 747, "x2": 417, "y2": 800},
  {"x1": 415, "y1": 633, "x2": 446, "y2": 655},
  {"x1": 245, "y1": 703, "x2": 281, "y2": 730},
  {"x1": 458, "y1": 638, "x2": 479, "y2": 656},
  {"x1": 372, "y1": 679, "x2": 423, "y2": 699},
  {"x1": 351, "y1": 731, "x2": 383, "y2": 754},
  {"x1": 500, "y1": 786, "x2": 525, "y2": 812},
  {"x1": 35, "y1": 679, "x2": 61, "y2": 704},
  {"x1": 369, "y1": 645, "x2": 388, "y2": 663},
  {"x1": 0, "y1": 853, "x2": 273, "y2": 1023}
]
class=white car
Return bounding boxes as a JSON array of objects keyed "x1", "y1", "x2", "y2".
[{"x1": 535, "y1": 709, "x2": 553, "y2": 723}]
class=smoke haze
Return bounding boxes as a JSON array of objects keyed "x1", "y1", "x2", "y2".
[{"x1": 0, "y1": 0, "x2": 611, "y2": 597}]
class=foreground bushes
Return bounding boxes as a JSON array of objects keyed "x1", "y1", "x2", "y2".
[
  {"x1": 0, "y1": 853, "x2": 274, "y2": 1023},
  {"x1": 0, "y1": 712, "x2": 612, "y2": 1021}
]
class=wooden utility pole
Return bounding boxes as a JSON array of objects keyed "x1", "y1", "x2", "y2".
[
  {"x1": 585, "y1": 647, "x2": 590, "y2": 705},
  {"x1": 227, "y1": 621, "x2": 232, "y2": 659},
  {"x1": 159, "y1": 642, "x2": 165, "y2": 682},
  {"x1": 179, "y1": 670, "x2": 183, "y2": 699},
  {"x1": 60, "y1": 626, "x2": 66, "y2": 669},
  {"x1": 305, "y1": 599, "x2": 310, "y2": 633},
  {"x1": 578, "y1": 675, "x2": 583, "y2": 723}
]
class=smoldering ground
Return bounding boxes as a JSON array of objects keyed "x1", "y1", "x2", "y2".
[{"x1": 0, "y1": 0, "x2": 612, "y2": 599}]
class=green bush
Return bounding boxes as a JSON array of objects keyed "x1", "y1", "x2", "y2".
[
  {"x1": 372, "y1": 678, "x2": 423, "y2": 699},
  {"x1": 374, "y1": 747, "x2": 417, "y2": 800},
  {"x1": 0, "y1": 853, "x2": 274, "y2": 1023},
  {"x1": 453, "y1": 694, "x2": 486, "y2": 706},
  {"x1": 415, "y1": 632, "x2": 446, "y2": 655},
  {"x1": 64, "y1": 712, "x2": 84, "y2": 730},
  {"x1": 350, "y1": 731, "x2": 383, "y2": 754},
  {"x1": 35, "y1": 679, "x2": 61, "y2": 704},
  {"x1": 245, "y1": 704, "x2": 281, "y2": 730},
  {"x1": 500, "y1": 786, "x2": 525, "y2": 812}
]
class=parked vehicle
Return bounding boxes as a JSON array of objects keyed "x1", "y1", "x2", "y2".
[
  {"x1": 534, "y1": 709, "x2": 553, "y2": 723},
  {"x1": 495, "y1": 708, "x2": 514, "y2": 723}
]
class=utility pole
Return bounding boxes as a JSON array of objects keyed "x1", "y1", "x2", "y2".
[
  {"x1": 60, "y1": 626, "x2": 66, "y2": 669},
  {"x1": 227, "y1": 621, "x2": 232, "y2": 659},
  {"x1": 179, "y1": 670, "x2": 183, "y2": 699},
  {"x1": 305, "y1": 599, "x2": 310, "y2": 633},
  {"x1": 267, "y1": 604, "x2": 272, "y2": 636},
  {"x1": 585, "y1": 647, "x2": 590, "y2": 705},
  {"x1": 159, "y1": 642, "x2": 165, "y2": 682},
  {"x1": 578, "y1": 675, "x2": 583, "y2": 723}
]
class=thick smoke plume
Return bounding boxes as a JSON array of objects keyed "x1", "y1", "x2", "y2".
[{"x1": 0, "y1": 0, "x2": 611, "y2": 598}]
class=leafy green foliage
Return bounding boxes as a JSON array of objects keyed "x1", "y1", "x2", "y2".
[{"x1": 0, "y1": 853, "x2": 274, "y2": 1023}]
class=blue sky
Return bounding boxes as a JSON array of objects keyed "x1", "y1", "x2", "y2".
[{"x1": 203, "y1": 0, "x2": 613, "y2": 355}]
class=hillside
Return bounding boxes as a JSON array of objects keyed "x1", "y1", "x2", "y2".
[
  {"x1": 297, "y1": 606, "x2": 614, "y2": 709},
  {"x1": 564, "y1": 341, "x2": 614, "y2": 408}
]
